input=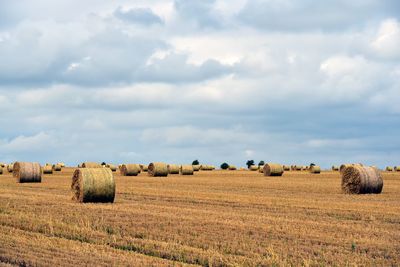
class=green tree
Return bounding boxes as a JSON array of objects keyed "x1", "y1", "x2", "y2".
[
  {"x1": 192, "y1": 160, "x2": 200, "y2": 165},
  {"x1": 246, "y1": 160, "x2": 255, "y2": 168},
  {"x1": 258, "y1": 161, "x2": 265, "y2": 166},
  {"x1": 221, "y1": 163, "x2": 229, "y2": 170}
]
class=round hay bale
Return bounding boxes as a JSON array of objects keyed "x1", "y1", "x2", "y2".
[
  {"x1": 141, "y1": 164, "x2": 148, "y2": 172},
  {"x1": 106, "y1": 164, "x2": 117, "y2": 172},
  {"x1": 341, "y1": 165, "x2": 383, "y2": 194},
  {"x1": 52, "y1": 164, "x2": 62, "y2": 171},
  {"x1": 180, "y1": 165, "x2": 194, "y2": 175},
  {"x1": 148, "y1": 162, "x2": 168, "y2": 177},
  {"x1": 310, "y1": 165, "x2": 321, "y2": 174},
  {"x1": 71, "y1": 168, "x2": 115, "y2": 203},
  {"x1": 0, "y1": 167, "x2": 3, "y2": 175},
  {"x1": 192, "y1": 165, "x2": 200, "y2": 171},
  {"x1": 258, "y1": 166, "x2": 264, "y2": 173},
  {"x1": 263, "y1": 163, "x2": 284, "y2": 176},
  {"x1": 81, "y1": 162, "x2": 102, "y2": 168},
  {"x1": 385, "y1": 166, "x2": 393, "y2": 172},
  {"x1": 0, "y1": 163, "x2": 5, "y2": 168},
  {"x1": 200, "y1": 165, "x2": 213, "y2": 171},
  {"x1": 120, "y1": 164, "x2": 141, "y2": 176},
  {"x1": 168, "y1": 164, "x2": 180, "y2": 174},
  {"x1": 13, "y1": 162, "x2": 42, "y2": 183},
  {"x1": 58, "y1": 162, "x2": 65, "y2": 167},
  {"x1": 228, "y1": 165, "x2": 237, "y2": 170},
  {"x1": 7, "y1": 163, "x2": 14, "y2": 173},
  {"x1": 283, "y1": 165, "x2": 290, "y2": 171},
  {"x1": 249, "y1": 165, "x2": 258, "y2": 171},
  {"x1": 394, "y1": 166, "x2": 400, "y2": 172},
  {"x1": 332, "y1": 166, "x2": 339, "y2": 171},
  {"x1": 43, "y1": 165, "x2": 53, "y2": 174},
  {"x1": 294, "y1": 165, "x2": 302, "y2": 171}
]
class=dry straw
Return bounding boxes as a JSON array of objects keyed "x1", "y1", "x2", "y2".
[
  {"x1": 148, "y1": 162, "x2": 168, "y2": 177},
  {"x1": 81, "y1": 162, "x2": 102, "y2": 168},
  {"x1": 180, "y1": 165, "x2": 194, "y2": 175},
  {"x1": 71, "y1": 168, "x2": 115, "y2": 203},
  {"x1": 310, "y1": 165, "x2": 321, "y2": 174},
  {"x1": 13, "y1": 162, "x2": 42, "y2": 183},
  {"x1": 43, "y1": 165, "x2": 53, "y2": 174},
  {"x1": 167, "y1": 164, "x2": 180, "y2": 174},
  {"x1": 192, "y1": 165, "x2": 201, "y2": 171},
  {"x1": 263, "y1": 163, "x2": 284, "y2": 176},
  {"x1": 341, "y1": 165, "x2": 383, "y2": 194},
  {"x1": 120, "y1": 164, "x2": 141, "y2": 176}
]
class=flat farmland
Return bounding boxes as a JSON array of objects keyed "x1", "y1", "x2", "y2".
[{"x1": 0, "y1": 168, "x2": 399, "y2": 266}]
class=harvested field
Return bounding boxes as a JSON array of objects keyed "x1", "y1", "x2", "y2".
[{"x1": 0, "y1": 169, "x2": 399, "y2": 266}]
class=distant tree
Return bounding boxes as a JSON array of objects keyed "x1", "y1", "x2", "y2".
[
  {"x1": 310, "y1": 163, "x2": 316, "y2": 167},
  {"x1": 221, "y1": 163, "x2": 229, "y2": 170},
  {"x1": 101, "y1": 162, "x2": 107, "y2": 166},
  {"x1": 192, "y1": 160, "x2": 200, "y2": 165},
  {"x1": 246, "y1": 160, "x2": 255, "y2": 168},
  {"x1": 258, "y1": 161, "x2": 265, "y2": 166}
]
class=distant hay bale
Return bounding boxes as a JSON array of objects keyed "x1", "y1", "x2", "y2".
[
  {"x1": 58, "y1": 162, "x2": 65, "y2": 167},
  {"x1": 120, "y1": 164, "x2": 141, "y2": 176},
  {"x1": 7, "y1": 163, "x2": 14, "y2": 173},
  {"x1": 0, "y1": 167, "x2": 3, "y2": 175},
  {"x1": 341, "y1": 165, "x2": 383, "y2": 194},
  {"x1": 71, "y1": 168, "x2": 115, "y2": 203},
  {"x1": 52, "y1": 164, "x2": 62, "y2": 171},
  {"x1": 180, "y1": 165, "x2": 194, "y2": 175},
  {"x1": 310, "y1": 165, "x2": 321, "y2": 174},
  {"x1": 192, "y1": 165, "x2": 201, "y2": 171},
  {"x1": 295, "y1": 165, "x2": 302, "y2": 171},
  {"x1": 394, "y1": 166, "x2": 400, "y2": 172},
  {"x1": 263, "y1": 163, "x2": 284, "y2": 176},
  {"x1": 13, "y1": 162, "x2": 42, "y2": 183},
  {"x1": 385, "y1": 166, "x2": 393, "y2": 171},
  {"x1": 249, "y1": 165, "x2": 258, "y2": 171},
  {"x1": 148, "y1": 162, "x2": 168, "y2": 177},
  {"x1": 228, "y1": 165, "x2": 237, "y2": 170},
  {"x1": 200, "y1": 165, "x2": 214, "y2": 171},
  {"x1": 43, "y1": 165, "x2": 53, "y2": 174},
  {"x1": 140, "y1": 164, "x2": 148, "y2": 172},
  {"x1": 168, "y1": 164, "x2": 180, "y2": 174},
  {"x1": 259, "y1": 166, "x2": 264, "y2": 173},
  {"x1": 332, "y1": 166, "x2": 339, "y2": 171},
  {"x1": 0, "y1": 163, "x2": 5, "y2": 168},
  {"x1": 283, "y1": 165, "x2": 290, "y2": 171},
  {"x1": 106, "y1": 164, "x2": 117, "y2": 172},
  {"x1": 81, "y1": 162, "x2": 102, "y2": 168}
]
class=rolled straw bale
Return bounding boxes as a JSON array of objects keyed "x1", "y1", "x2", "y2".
[
  {"x1": 106, "y1": 164, "x2": 117, "y2": 172},
  {"x1": 192, "y1": 165, "x2": 200, "y2": 171},
  {"x1": 7, "y1": 163, "x2": 14, "y2": 173},
  {"x1": 180, "y1": 165, "x2": 194, "y2": 175},
  {"x1": 0, "y1": 167, "x2": 3, "y2": 175},
  {"x1": 249, "y1": 165, "x2": 258, "y2": 171},
  {"x1": 282, "y1": 165, "x2": 290, "y2": 171},
  {"x1": 394, "y1": 166, "x2": 400, "y2": 172},
  {"x1": 310, "y1": 165, "x2": 321, "y2": 174},
  {"x1": 120, "y1": 164, "x2": 140, "y2": 176},
  {"x1": 263, "y1": 163, "x2": 284, "y2": 176},
  {"x1": 52, "y1": 164, "x2": 62, "y2": 171},
  {"x1": 0, "y1": 163, "x2": 4, "y2": 168},
  {"x1": 228, "y1": 165, "x2": 237, "y2": 170},
  {"x1": 341, "y1": 165, "x2": 383, "y2": 194},
  {"x1": 58, "y1": 162, "x2": 65, "y2": 167},
  {"x1": 200, "y1": 165, "x2": 212, "y2": 171},
  {"x1": 71, "y1": 168, "x2": 115, "y2": 203},
  {"x1": 148, "y1": 162, "x2": 168, "y2": 177},
  {"x1": 295, "y1": 165, "x2": 302, "y2": 171},
  {"x1": 43, "y1": 165, "x2": 53, "y2": 174},
  {"x1": 13, "y1": 162, "x2": 41, "y2": 183},
  {"x1": 141, "y1": 164, "x2": 148, "y2": 172},
  {"x1": 81, "y1": 162, "x2": 102, "y2": 168},
  {"x1": 239, "y1": 167, "x2": 246, "y2": 171},
  {"x1": 332, "y1": 166, "x2": 339, "y2": 171},
  {"x1": 259, "y1": 166, "x2": 264, "y2": 173},
  {"x1": 168, "y1": 164, "x2": 180, "y2": 174},
  {"x1": 385, "y1": 166, "x2": 393, "y2": 171}
]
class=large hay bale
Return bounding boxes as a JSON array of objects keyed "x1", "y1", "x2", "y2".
[
  {"x1": 332, "y1": 166, "x2": 339, "y2": 171},
  {"x1": 249, "y1": 165, "x2": 258, "y2": 171},
  {"x1": 43, "y1": 165, "x2": 53, "y2": 174},
  {"x1": 341, "y1": 165, "x2": 383, "y2": 194},
  {"x1": 71, "y1": 168, "x2": 115, "y2": 203},
  {"x1": 148, "y1": 162, "x2": 168, "y2": 177},
  {"x1": 168, "y1": 164, "x2": 180, "y2": 174},
  {"x1": 52, "y1": 164, "x2": 62, "y2": 171},
  {"x1": 81, "y1": 162, "x2": 102, "y2": 168},
  {"x1": 180, "y1": 165, "x2": 194, "y2": 175},
  {"x1": 120, "y1": 164, "x2": 140, "y2": 176},
  {"x1": 385, "y1": 166, "x2": 393, "y2": 172},
  {"x1": 106, "y1": 164, "x2": 117, "y2": 172},
  {"x1": 13, "y1": 162, "x2": 42, "y2": 183},
  {"x1": 340, "y1": 163, "x2": 363, "y2": 174},
  {"x1": 263, "y1": 163, "x2": 284, "y2": 176},
  {"x1": 310, "y1": 165, "x2": 321, "y2": 174},
  {"x1": 192, "y1": 165, "x2": 200, "y2": 171}
]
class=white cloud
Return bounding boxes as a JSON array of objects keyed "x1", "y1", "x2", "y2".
[{"x1": 371, "y1": 19, "x2": 400, "y2": 58}]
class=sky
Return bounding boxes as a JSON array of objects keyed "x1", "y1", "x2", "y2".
[{"x1": 0, "y1": 0, "x2": 399, "y2": 168}]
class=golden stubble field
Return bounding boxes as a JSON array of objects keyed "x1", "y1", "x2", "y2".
[{"x1": 0, "y1": 168, "x2": 399, "y2": 266}]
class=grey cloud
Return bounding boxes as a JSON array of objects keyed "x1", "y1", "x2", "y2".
[
  {"x1": 114, "y1": 6, "x2": 163, "y2": 25},
  {"x1": 174, "y1": 0, "x2": 222, "y2": 29},
  {"x1": 238, "y1": 0, "x2": 400, "y2": 32}
]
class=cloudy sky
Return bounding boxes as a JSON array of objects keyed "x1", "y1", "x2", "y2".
[{"x1": 0, "y1": 0, "x2": 399, "y2": 168}]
